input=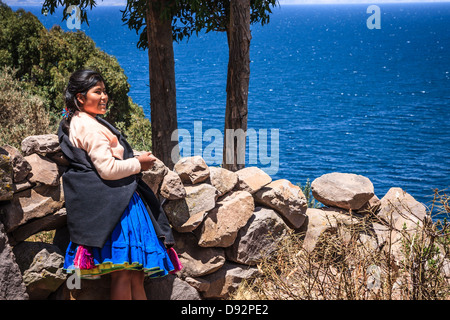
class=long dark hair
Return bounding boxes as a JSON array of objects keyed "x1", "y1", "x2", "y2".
[{"x1": 61, "y1": 69, "x2": 107, "y2": 134}]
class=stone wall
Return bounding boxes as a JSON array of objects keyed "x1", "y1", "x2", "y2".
[{"x1": 0, "y1": 135, "x2": 447, "y2": 300}]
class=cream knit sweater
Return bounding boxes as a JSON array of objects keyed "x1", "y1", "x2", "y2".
[{"x1": 69, "y1": 111, "x2": 141, "y2": 180}]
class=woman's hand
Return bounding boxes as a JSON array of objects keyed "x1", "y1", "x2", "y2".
[{"x1": 136, "y1": 152, "x2": 157, "y2": 171}]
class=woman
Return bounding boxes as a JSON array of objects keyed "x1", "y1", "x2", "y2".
[{"x1": 58, "y1": 69, "x2": 180, "y2": 300}]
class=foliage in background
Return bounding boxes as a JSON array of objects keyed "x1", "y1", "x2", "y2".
[
  {"x1": 0, "y1": 68, "x2": 51, "y2": 149},
  {"x1": 0, "y1": 2, "x2": 152, "y2": 151},
  {"x1": 115, "y1": 98, "x2": 153, "y2": 152}
]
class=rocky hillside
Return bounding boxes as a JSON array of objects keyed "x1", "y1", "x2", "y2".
[{"x1": 0, "y1": 134, "x2": 448, "y2": 300}]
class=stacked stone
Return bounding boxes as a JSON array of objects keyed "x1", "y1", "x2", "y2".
[
  {"x1": 1, "y1": 135, "x2": 448, "y2": 300},
  {"x1": 0, "y1": 135, "x2": 67, "y2": 300},
  {"x1": 0, "y1": 136, "x2": 309, "y2": 300},
  {"x1": 145, "y1": 155, "x2": 309, "y2": 299}
]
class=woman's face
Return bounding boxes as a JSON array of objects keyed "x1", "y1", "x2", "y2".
[{"x1": 77, "y1": 81, "x2": 108, "y2": 117}]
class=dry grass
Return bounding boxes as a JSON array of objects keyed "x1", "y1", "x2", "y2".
[
  {"x1": 231, "y1": 190, "x2": 450, "y2": 300},
  {"x1": 25, "y1": 230, "x2": 56, "y2": 244}
]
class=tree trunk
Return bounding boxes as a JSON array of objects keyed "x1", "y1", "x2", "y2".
[
  {"x1": 146, "y1": 0, "x2": 179, "y2": 170},
  {"x1": 222, "y1": 0, "x2": 251, "y2": 172}
]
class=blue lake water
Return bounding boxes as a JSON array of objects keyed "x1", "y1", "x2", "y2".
[{"x1": 11, "y1": 3, "x2": 450, "y2": 218}]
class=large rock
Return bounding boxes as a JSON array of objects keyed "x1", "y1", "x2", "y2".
[
  {"x1": 372, "y1": 222, "x2": 391, "y2": 248},
  {"x1": 208, "y1": 167, "x2": 238, "y2": 196},
  {"x1": 8, "y1": 208, "x2": 67, "y2": 245},
  {"x1": 301, "y1": 207, "x2": 359, "y2": 253},
  {"x1": 140, "y1": 158, "x2": 168, "y2": 195},
  {"x1": 234, "y1": 167, "x2": 272, "y2": 194},
  {"x1": 12, "y1": 242, "x2": 61, "y2": 273},
  {"x1": 21, "y1": 134, "x2": 61, "y2": 156},
  {"x1": 0, "y1": 148, "x2": 14, "y2": 201},
  {"x1": 225, "y1": 207, "x2": 289, "y2": 265},
  {"x1": 1, "y1": 145, "x2": 32, "y2": 183},
  {"x1": 301, "y1": 208, "x2": 380, "y2": 266},
  {"x1": 174, "y1": 156, "x2": 210, "y2": 185},
  {"x1": 159, "y1": 170, "x2": 186, "y2": 200},
  {"x1": 163, "y1": 183, "x2": 217, "y2": 232},
  {"x1": 173, "y1": 231, "x2": 225, "y2": 277},
  {"x1": 372, "y1": 188, "x2": 429, "y2": 265},
  {"x1": 145, "y1": 274, "x2": 201, "y2": 300},
  {"x1": 375, "y1": 215, "x2": 426, "y2": 268},
  {"x1": 184, "y1": 277, "x2": 210, "y2": 292},
  {"x1": 196, "y1": 262, "x2": 260, "y2": 299},
  {"x1": 311, "y1": 172, "x2": 374, "y2": 210},
  {"x1": 377, "y1": 187, "x2": 427, "y2": 226},
  {"x1": 0, "y1": 221, "x2": 28, "y2": 300},
  {"x1": 0, "y1": 182, "x2": 65, "y2": 233},
  {"x1": 12, "y1": 180, "x2": 35, "y2": 193},
  {"x1": 24, "y1": 153, "x2": 60, "y2": 186},
  {"x1": 197, "y1": 191, "x2": 255, "y2": 248},
  {"x1": 378, "y1": 191, "x2": 427, "y2": 265},
  {"x1": 254, "y1": 179, "x2": 307, "y2": 229},
  {"x1": 356, "y1": 194, "x2": 381, "y2": 215},
  {"x1": 12, "y1": 242, "x2": 65, "y2": 300},
  {"x1": 21, "y1": 248, "x2": 66, "y2": 300}
]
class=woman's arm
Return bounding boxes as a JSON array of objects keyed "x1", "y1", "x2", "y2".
[{"x1": 82, "y1": 131, "x2": 142, "y2": 180}]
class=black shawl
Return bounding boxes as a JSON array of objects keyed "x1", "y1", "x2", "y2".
[{"x1": 57, "y1": 117, "x2": 174, "y2": 249}]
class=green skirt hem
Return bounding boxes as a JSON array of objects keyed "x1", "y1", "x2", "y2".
[{"x1": 64, "y1": 261, "x2": 170, "y2": 280}]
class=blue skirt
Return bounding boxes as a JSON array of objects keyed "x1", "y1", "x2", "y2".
[{"x1": 63, "y1": 192, "x2": 174, "y2": 279}]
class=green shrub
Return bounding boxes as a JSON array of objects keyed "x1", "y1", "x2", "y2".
[
  {"x1": 297, "y1": 178, "x2": 321, "y2": 208},
  {"x1": 0, "y1": 4, "x2": 43, "y2": 80},
  {"x1": 116, "y1": 98, "x2": 153, "y2": 152},
  {"x1": 0, "y1": 67, "x2": 52, "y2": 149},
  {"x1": 0, "y1": 2, "x2": 151, "y2": 151}
]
